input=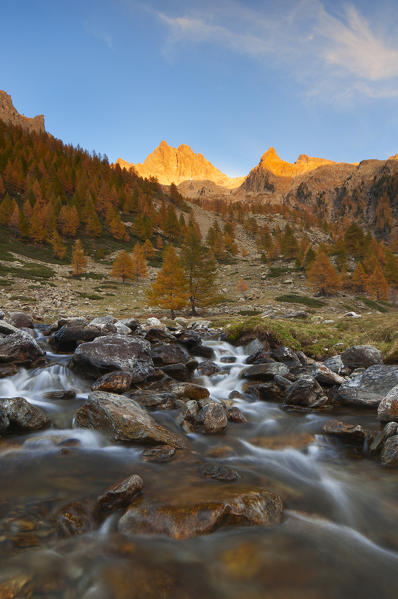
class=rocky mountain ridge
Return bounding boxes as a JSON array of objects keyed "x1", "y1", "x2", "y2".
[{"x1": 0, "y1": 90, "x2": 45, "y2": 134}]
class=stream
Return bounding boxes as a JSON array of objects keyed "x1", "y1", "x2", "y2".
[{"x1": 1, "y1": 334, "x2": 398, "y2": 598}]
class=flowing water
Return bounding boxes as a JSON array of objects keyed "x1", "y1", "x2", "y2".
[{"x1": 1, "y1": 336, "x2": 398, "y2": 598}]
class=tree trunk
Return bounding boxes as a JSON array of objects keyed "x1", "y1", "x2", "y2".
[{"x1": 189, "y1": 296, "x2": 197, "y2": 316}]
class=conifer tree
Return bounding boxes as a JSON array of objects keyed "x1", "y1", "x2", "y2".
[
  {"x1": 181, "y1": 225, "x2": 218, "y2": 315},
  {"x1": 351, "y1": 262, "x2": 368, "y2": 292},
  {"x1": 110, "y1": 250, "x2": 134, "y2": 283},
  {"x1": 307, "y1": 251, "x2": 342, "y2": 295},
  {"x1": 237, "y1": 278, "x2": 248, "y2": 294},
  {"x1": 366, "y1": 262, "x2": 390, "y2": 301},
  {"x1": 71, "y1": 240, "x2": 87, "y2": 276},
  {"x1": 131, "y1": 243, "x2": 148, "y2": 281},
  {"x1": 142, "y1": 239, "x2": 155, "y2": 259},
  {"x1": 147, "y1": 246, "x2": 189, "y2": 318},
  {"x1": 50, "y1": 229, "x2": 66, "y2": 260}
]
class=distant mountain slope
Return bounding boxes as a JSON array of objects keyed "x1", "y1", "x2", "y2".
[
  {"x1": 0, "y1": 90, "x2": 45, "y2": 134},
  {"x1": 116, "y1": 141, "x2": 245, "y2": 188}
]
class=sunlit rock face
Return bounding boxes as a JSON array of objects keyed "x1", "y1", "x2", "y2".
[
  {"x1": 0, "y1": 90, "x2": 45, "y2": 133},
  {"x1": 116, "y1": 140, "x2": 245, "y2": 188}
]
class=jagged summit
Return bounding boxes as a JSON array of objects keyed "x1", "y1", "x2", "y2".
[
  {"x1": 0, "y1": 90, "x2": 45, "y2": 133},
  {"x1": 259, "y1": 146, "x2": 335, "y2": 178},
  {"x1": 116, "y1": 141, "x2": 245, "y2": 188}
]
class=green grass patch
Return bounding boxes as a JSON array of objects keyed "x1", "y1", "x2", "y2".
[
  {"x1": 10, "y1": 295, "x2": 35, "y2": 302},
  {"x1": 238, "y1": 310, "x2": 263, "y2": 316},
  {"x1": 0, "y1": 261, "x2": 55, "y2": 281},
  {"x1": 276, "y1": 294, "x2": 326, "y2": 308},
  {"x1": 356, "y1": 296, "x2": 388, "y2": 313},
  {"x1": 77, "y1": 292, "x2": 103, "y2": 300},
  {"x1": 0, "y1": 279, "x2": 12, "y2": 287}
]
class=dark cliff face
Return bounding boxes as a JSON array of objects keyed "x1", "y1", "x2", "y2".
[{"x1": 0, "y1": 90, "x2": 45, "y2": 134}]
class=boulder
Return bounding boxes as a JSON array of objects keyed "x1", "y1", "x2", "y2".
[
  {"x1": 74, "y1": 391, "x2": 185, "y2": 448},
  {"x1": 341, "y1": 345, "x2": 382, "y2": 369},
  {"x1": 190, "y1": 345, "x2": 215, "y2": 359},
  {"x1": 0, "y1": 407, "x2": 9, "y2": 433},
  {"x1": 161, "y1": 363, "x2": 190, "y2": 381},
  {"x1": 71, "y1": 335, "x2": 154, "y2": 381},
  {"x1": 9, "y1": 312, "x2": 34, "y2": 329},
  {"x1": 322, "y1": 420, "x2": 373, "y2": 444},
  {"x1": 227, "y1": 407, "x2": 248, "y2": 423},
  {"x1": 243, "y1": 382, "x2": 285, "y2": 403},
  {"x1": 323, "y1": 355, "x2": 345, "y2": 374},
  {"x1": 0, "y1": 331, "x2": 45, "y2": 366},
  {"x1": 171, "y1": 383, "x2": 210, "y2": 400},
  {"x1": 175, "y1": 330, "x2": 202, "y2": 349},
  {"x1": 271, "y1": 347, "x2": 301, "y2": 369},
  {"x1": 312, "y1": 364, "x2": 345, "y2": 386},
  {"x1": 242, "y1": 363, "x2": 289, "y2": 381},
  {"x1": 151, "y1": 343, "x2": 190, "y2": 366},
  {"x1": 370, "y1": 422, "x2": 398, "y2": 454},
  {"x1": 145, "y1": 328, "x2": 176, "y2": 343},
  {"x1": 378, "y1": 385, "x2": 398, "y2": 423},
  {"x1": 56, "y1": 316, "x2": 88, "y2": 330},
  {"x1": 128, "y1": 391, "x2": 176, "y2": 410},
  {"x1": 284, "y1": 376, "x2": 326, "y2": 407},
  {"x1": 196, "y1": 360, "x2": 221, "y2": 376},
  {"x1": 118, "y1": 488, "x2": 283, "y2": 540},
  {"x1": 144, "y1": 317, "x2": 165, "y2": 330},
  {"x1": 0, "y1": 397, "x2": 49, "y2": 431},
  {"x1": 50, "y1": 325, "x2": 101, "y2": 352},
  {"x1": 198, "y1": 402, "x2": 228, "y2": 434},
  {"x1": 96, "y1": 474, "x2": 143, "y2": 514},
  {"x1": 337, "y1": 365, "x2": 398, "y2": 408},
  {"x1": 380, "y1": 435, "x2": 398, "y2": 467},
  {"x1": 91, "y1": 371, "x2": 134, "y2": 393}
]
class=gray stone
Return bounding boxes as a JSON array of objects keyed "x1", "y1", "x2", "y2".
[
  {"x1": 0, "y1": 331, "x2": 45, "y2": 366},
  {"x1": 341, "y1": 345, "x2": 382, "y2": 369},
  {"x1": 370, "y1": 422, "x2": 398, "y2": 454},
  {"x1": 242, "y1": 363, "x2": 289, "y2": 381},
  {"x1": 381, "y1": 435, "x2": 398, "y2": 467},
  {"x1": 0, "y1": 397, "x2": 49, "y2": 431},
  {"x1": 337, "y1": 365, "x2": 398, "y2": 408},
  {"x1": 323, "y1": 355, "x2": 345, "y2": 374},
  {"x1": 151, "y1": 343, "x2": 190, "y2": 366},
  {"x1": 284, "y1": 376, "x2": 326, "y2": 407},
  {"x1": 378, "y1": 385, "x2": 398, "y2": 423},
  {"x1": 9, "y1": 312, "x2": 34, "y2": 329}
]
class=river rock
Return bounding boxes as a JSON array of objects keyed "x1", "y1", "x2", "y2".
[
  {"x1": 120, "y1": 318, "x2": 140, "y2": 332},
  {"x1": 71, "y1": 335, "x2": 154, "y2": 381},
  {"x1": 244, "y1": 382, "x2": 285, "y2": 402},
  {"x1": 128, "y1": 391, "x2": 176, "y2": 410},
  {"x1": 337, "y1": 365, "x2": 398, "y2": 408},
  {"x1": 341, "y1": 345, "x2": 382, "y2": 369},
  {"x1": 144, "y1": 317, "x2": 165, "y2": 329},
  {"x1": 312, "y1": 364, "x2": 345, "y2": 386},
  {"x1": 377, "y1": 385, "x2": 398, "y2": 423},
  {"x1": 0, "y1": 407, "x2": 9, "y2": 433},
  {"x1": 161, "y1": 362, "x2": 190, "y2": 381},
  {"x1": 51, "y1": 325, "x2": 101, "y2": 352},
  {"x1": 370, "y1": 422, "x2": 398, "y2": 454},
  {"x1": 284, "y1": 376, "x2": 326, "y2": 407},
  {"x1": 96, "y1": 474, "x2": 143, "y2": 513},
  {"x1": 9, "y1": 312, "x2": 34, "y2": 329},
  {"x1": 242, "y1": 363, "x2": 289, "y2": 381},
  {"x1": 151, "y1": 343, "x2": 190, "y2": 366},
  {"x1": 56, "y1": 316, "x2": 88, "y2": 330},
  {"x1": 198, "y1": 402, "x2": 228, "y2": 433},
  {"x1": 190, "y1": 344, "x2": 215, "y2": 359},
  {"x1": 118, "y1": 488, "x2": 283, "y2": 539},
  {"x1": 199, "y1": 463, "x2": 240, "y2": 481},
  {"x1": 145, "y1": 328, "x2": 176, "y2": 343},
  {"x1": 56, "y1": 501, "x2": 95, "y2": 537},
  {"x1": 196, "y1": 360, "x2": 221, "y2": 376},
  {"x1": 227, "y1": 407, "x2": 248, "y2": 423},
  {"x1": 271, "y1": 347, "x2": 301, "y2": 369},
  {"x1": 171, "y1": 382, "x2": 210, "y2": 400},
  {"x1": 323, "y1": 355, "x2": 345, "y2": 374},
  {"x1": 175, "y1": 330, "x2": 202, "y2": 349},
  {"x1": 380, "y1": 435, "x2": 398, "y2": 467},
  {"x1": 0, "y1": 331, "x2": 45, "y2": 366},
  {"x1": 322, "y1": 420, "x2": 373, "y2": 444},
  {"x1": 74, "y1": 391, "x2": 185, "y2": 448},
  {"x1": 0, "y1": 397, "x2": 49, "y2": 431},
  {"x1": 91, "y1": 371, "x2": 134, "y2": 393}
]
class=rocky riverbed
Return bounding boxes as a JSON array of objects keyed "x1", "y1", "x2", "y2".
[{"x1": 1, "y1": 311, "x2": 398, "y2": 598}]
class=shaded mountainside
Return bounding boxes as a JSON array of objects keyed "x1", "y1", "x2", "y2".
[
  {"x1": 0, "y1": 90, "x2": 45, "y2": 134},
  {"x1": 117, "y1": 141, "x2": 244, "y2": 188}
]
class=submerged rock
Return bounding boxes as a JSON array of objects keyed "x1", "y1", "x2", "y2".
[
  {"x1": 118, "y1": 488, "x2": 283, "y2": 539},
  {"x1": 75, "y1": 391, "x2": 185, "y2": 448},
  {"x1": 56, "y1": 501, "x2": 95, "y2": 537},
  {"x1": 322, "y1": 420, "x2": 373, "y2": 444},
  {"x1": 199, "y1": 463, "x2": 240, "y2": 481},
  {"x1": 71, "y1": 335, "x2": 154, "y2": 381},
  {"x1": 142, "y1": 445, "x2": 176, "y2": 462}
]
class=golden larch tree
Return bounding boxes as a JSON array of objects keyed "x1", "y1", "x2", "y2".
[
  {"x1": 147, "y1": 246, "x2": 189, "y2": 319},
  {"x1": 366, "y1": 262, "x2": 390, "y2": 301},
  {"x1": 131, "y1": 243, "x2": 148, "y2": 281},
  {"x1": 71, "y1": 240, "x2": 87, "y2": 276},
  {"x1": 110, "y1": 250, "x2": 134, "y2": 283},
  {"x1": 307, "y1": 251, "x2": 342, "y2": 295}
]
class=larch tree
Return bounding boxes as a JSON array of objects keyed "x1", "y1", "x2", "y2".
[
  {"x1": 142, "y1": 239, "x2": 155, "y2": 259},
  {"x1": 236, "y1": 278, "x2": 248, "y2": 294},
  {"x1": 181, "y1": 224, "x2": 218, "y2": 315},
  {"x1": 307, "y1": 251, "x2": 342, "y2": 295},
  {"x1": 147, "y1": 246, "x2": 189, "y2": 319},
  {"x1": 131, "y1": 243, "x2": 148, "y2": 281},
  {"x1": 366, "y1": 262, "x2": 390, "y2": 301},
  {"x1": 110, "y1": 250, "x2": 134, "y2": 283},
  {"x1": 351, "y1": 262, "x2": 368, "y2": 292},
  {"x1": 71, "y1": 239, "x2": 87, "y2": 276}
]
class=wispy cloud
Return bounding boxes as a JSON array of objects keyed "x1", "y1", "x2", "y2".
[{"x1": 147, "y1": 0, "x2": 398, "y2": 102}]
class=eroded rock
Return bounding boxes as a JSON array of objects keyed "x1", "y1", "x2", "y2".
[
  {"x1": 97, "y1": 474, "x2": 143, "y2": 513},
  {"x1": 341, "y1": 345, "x2": 382, "y2": 370}
]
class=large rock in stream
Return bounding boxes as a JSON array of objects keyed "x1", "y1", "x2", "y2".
[
  {"x1": 118, "y1": 487, "x2": 283, "y2": 540},
  {"x1": 74, "y1": 391, "x2": 186, "y2": 448},
  {"x1": 337, "y1": 365, "x2": 398, "y2": 408},
  {"x1": 377, "y1": 385, "x2": 398, "y2": 423},
  {"x1": 0, "y1": 324, "x2": 44, "y2": 366},
  {"x1": 71, "y1": 335, "x2": 154, "y2": 381},
  {"x1": 340, "y1": 345, "x2": 382, "y2": 370},
  {"x1": 0, "y1": 397, "x2": 49, "y2": 431}
]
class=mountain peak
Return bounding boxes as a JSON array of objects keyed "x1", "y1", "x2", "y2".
[
  {"x1": 117, "y1": 142, "x2": 244, "y2": 188},
  {"x1": 0, "y1": 90, "x2": 45, "y2": 134}
]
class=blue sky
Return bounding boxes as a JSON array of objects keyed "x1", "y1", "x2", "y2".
[{"x1": 1, "y1": 0, "x2": 398, "y2": 176}]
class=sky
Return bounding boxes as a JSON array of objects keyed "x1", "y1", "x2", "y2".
[{"x1": 1, "y1": 0, "x2": 398, "y2": 176}]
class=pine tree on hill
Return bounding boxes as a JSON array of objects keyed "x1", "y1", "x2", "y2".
[
  {"x1": 71, "y1": 240, "x2": 87, "y2": 275},
  {"x1": 110, "y1": 250, "x2": 134, "y2": 283},
  {"x1": 307, "y1": 251, "x2": 342, "y2": 295},
  {"x1": 366, "y1": 262, "x2": 390, "y2": 301},
  {"x1": 147, "y1": 246, "x2": 189, "y2": 319},
  {"x1": 351, "y1": 262, "x2": 368, "y2": 292},
  {"x1": 142, "y1": 239, "x2": 155, "y2": 259}
]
